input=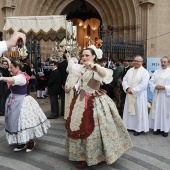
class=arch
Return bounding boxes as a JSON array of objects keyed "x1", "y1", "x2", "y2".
[
  {"x1": 39, "y1": 0, "x2": 58, "y2": 15},
  {"x1": 107, "y1": 0, "x2": 119, "y2": 27},
  {"x1": 12, "y1": 0, "x2": 139, "y2": 40},
  {"x1": 95, "y1": 0, "x2": 113, "y2": 25},
  {"x1": 33, "y1": 0, "x2": 46, "y2": 16},
  {"x1": 25, "y1": 0, "x2": 39, "y2": 16}
]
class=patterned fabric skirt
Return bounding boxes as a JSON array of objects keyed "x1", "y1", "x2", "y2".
[
  {"x1": 66, "y1": 94, "x2": 132, "y2": 166},
  {"x1": 6, "y1": 95, "x2": 51, "y2": 145}
]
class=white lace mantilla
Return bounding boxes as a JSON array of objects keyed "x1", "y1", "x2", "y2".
[{"x1": 70, "y1": 96, "x2": 85, "y2": 131}]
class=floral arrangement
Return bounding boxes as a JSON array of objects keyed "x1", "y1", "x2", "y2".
[
  {"x1": 20, "y1": 45, "x2": 28, "y2": 57},
  {"x1": 8, "y1": 45, "x2": 28, "y2": 58},
  {"x1": 94, "y1": 37, "x2": 103, "y2": 48},
  {"x1": 8, "y1": 50, "x2": 20, "y2": 58},
  {"x1": 87, "y1": 37, "x2": 103, "y2": 49}
]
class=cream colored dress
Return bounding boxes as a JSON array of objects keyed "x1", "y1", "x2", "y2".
[
  {"x1": 64, "y1": 72, "x2": 79, "y2": 119},
  {"x1": 66, "y1": 60, "x2": 132, "y2": 166}
]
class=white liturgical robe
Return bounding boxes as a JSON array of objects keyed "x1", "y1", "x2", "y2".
[
  {"x1": 122, "y1": 66, "x2": 150, "y2": 132},
  {"x1": 149, "y1": 68, "x2": 170, "y2": 133}
]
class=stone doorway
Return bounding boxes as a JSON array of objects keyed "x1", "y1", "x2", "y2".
[{"x1": 61, "y1": 0, "x2": 102, "y2": 49}]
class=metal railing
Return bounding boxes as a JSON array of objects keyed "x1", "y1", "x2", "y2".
[{"x1": 98, "y1": 24, "x2": 144, "y2": 60}]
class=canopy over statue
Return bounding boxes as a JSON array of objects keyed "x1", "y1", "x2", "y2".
[{"x1": 3, "y1": 15, "x2": 73, "y2": 42}]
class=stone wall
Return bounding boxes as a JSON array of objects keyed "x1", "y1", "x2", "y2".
[{"x1": 0, "y1": 0, "x2": 170, "y2": 59}]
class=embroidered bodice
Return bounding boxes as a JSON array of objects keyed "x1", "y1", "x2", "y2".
[
  {"x1": 67, "y1": 60, "x2": 113, "y2": 132},
  {"x1": 10, "y1": 73, "x2": 27, "y2": 95},
  {"x1": 67, "y1": 60, "x2": 113, "y2": 94}
]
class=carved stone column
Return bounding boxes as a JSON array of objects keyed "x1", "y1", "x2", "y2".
[
  {"x1": 2, "y1": 0, "x2": 16, "y2": 17},
  {"x1": 139, "y1": 0, "x2": 154, "y2": 57},
  {"x1": 1, "y1": 0, "x2": 16, "y2": 39}
]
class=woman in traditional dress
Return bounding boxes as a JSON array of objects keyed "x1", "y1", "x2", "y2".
[
  {"x1": 65, "y1": 45, "x2": 132, "y2": 168},
  {"x1": 64, "y1": 57, "x2": 80, "y2": 120},
  {"x1": 0, "y1": 59, "x2": 50, "y2": 152}
]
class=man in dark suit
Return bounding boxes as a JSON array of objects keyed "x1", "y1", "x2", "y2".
[
  {"x1": 111, "y1": 59, "x2": 124, "y2": 111},
  {"x1": 47, "y1": 61, "x2": 61, "y2": 119},
  {"x1": 0, "y1": 59, "x2": 10, "y2": 115},
  {"x1": 58, "y1": 53, "x2": 68, "y2": 116}
]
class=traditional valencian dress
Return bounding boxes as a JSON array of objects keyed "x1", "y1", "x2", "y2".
[
  {"x1": 5, "y1": 73, "x2": 50, "y2": 145},
  {"x1": 66, "y1": 60, "x2": 132, "y2": 166},
  {"x1": 64, "y1": 71, "x2": 79, "y2": 120}
]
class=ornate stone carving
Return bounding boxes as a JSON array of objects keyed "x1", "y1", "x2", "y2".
[
  {"x1": 113, "y1": 25, "x2": 141, "y2": 32},
  {"x1": 2, "y1": 0, "x2": 16, "y2": 17},
  {"x1": 11, "y1": 0, "x2": 16, "y2": 7},
  {"x1": 139, "y1": 0, "x2": 155, "y2": 6},
  {"x1": 3, "y1": 0, "x2": 16, "y2": 7}
]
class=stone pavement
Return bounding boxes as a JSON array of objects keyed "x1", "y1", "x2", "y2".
[{"x1": 0, "y1": 93, "x2": 169, "y2": 170}]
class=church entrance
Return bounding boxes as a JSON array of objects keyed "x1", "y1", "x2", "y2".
[{"x1": 61, "y1": 0, "x2": 144, "y2": 60}]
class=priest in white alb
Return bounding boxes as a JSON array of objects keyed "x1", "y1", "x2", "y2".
[
  {"x1": 149, "y1": 56, "x2": 170, "y2": 137},
  {"x1": 122, "y1": 55, "x2": 150, "y2": 136}
]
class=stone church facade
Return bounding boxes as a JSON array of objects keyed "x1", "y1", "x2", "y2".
[{"x1": 0, "y1": 0, "x2": 170, "y2": 59}]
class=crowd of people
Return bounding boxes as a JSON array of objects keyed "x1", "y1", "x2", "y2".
[{"x1": 0, "y1": 31, "x2": 169, "y2": 169}]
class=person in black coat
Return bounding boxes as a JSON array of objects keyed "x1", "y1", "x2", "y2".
[
  {"x1": 0, "y1": 58, "x2": 10, "y2": 115},
  {"x1": 118, "y1": 57, "x2": 131, "y2": 118},
  {"x1": 47, "y1": 61, "x2": 61, "y2": 119},
  {"x1": 58, "y1": 53, "x2": 68, "y2": 116},
  {"x1": 37, "y1": 63, "x2": 48, "y2": 99}
]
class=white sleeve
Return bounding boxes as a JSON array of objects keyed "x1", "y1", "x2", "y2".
[
  {"x1": 93, "y1": 65, "x2": 113, "y2": 84},
  {"x1": 67, "y1": 60, "x2": 82, "y2": 77},
  {"x1": 13, "y1": 75, "x2": 27, "y2": 86},
  {"x1": 165, "y1": 84, "x2": 170, "y2": 96},
  {"x1": 164, "y1": 76, "x2": 170, "y2": 96},
  {"x1": 0, "y1": 41, "x2": 8, "y2": 56},
  {"x1": 131, "y1": 70, "x2": 150, "y2": 97}
]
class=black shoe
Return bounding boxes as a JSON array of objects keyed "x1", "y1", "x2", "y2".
[
  {"x1": 162, "y1": 132, "x2": 168, "y2": 137},
  {"x1": 134, "y1": 131, "x2": 142, "y2": 136},
  {"x1": 44, "y1": 95, "x2": 48, "y2": 98},
  {"x1": 153, "y1": 129, "x2": 161, "y2": 135},
  {"x1": 47, "y1": 115, "x2": 58, "y2": 119},
  {"x1": 26, "y1": 140, "x2": 36, "y2": 152},
  {"x1": 37, "y1": 97, "x2": 41, "y2": 99}
]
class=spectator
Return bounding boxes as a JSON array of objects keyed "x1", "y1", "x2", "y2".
[
  {"x1": 58, "y1": 51, "x2": 68, "y2": 116},
  {"x1": 0, "y1": 57, "x2": 10, "y2": 115},
  {"x1": 47, "y1": 61, "x2": 61, "y2": 119},
  {"x1": 111, "y1": 59, "x2": 124, "y2": 111}
]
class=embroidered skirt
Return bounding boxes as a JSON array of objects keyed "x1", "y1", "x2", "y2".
[
  {"x1": 66, "y1": 94, "x2": 132, "y2": 166},
  {"x1": 5, "y1": 95, "x2": 50, "y2": 145}
]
